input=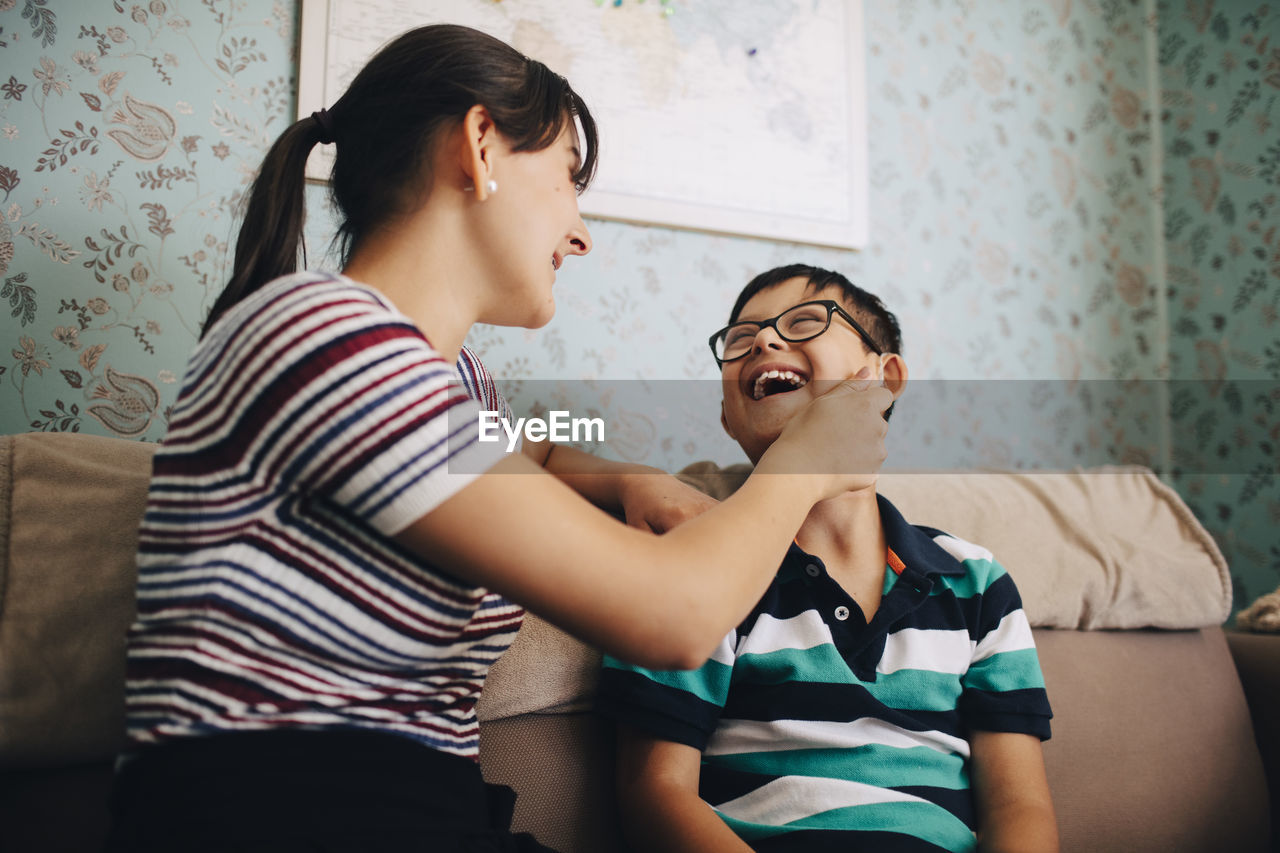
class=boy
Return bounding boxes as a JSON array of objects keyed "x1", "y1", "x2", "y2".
[{"x1": 596, "y1": 264, "x2": 1057, "y2": 853}]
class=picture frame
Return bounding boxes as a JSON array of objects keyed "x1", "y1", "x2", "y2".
[{"x1": 297, "y1": 0, "x2": 868, "y2": 249}]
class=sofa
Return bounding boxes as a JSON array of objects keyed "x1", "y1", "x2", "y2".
[{"x1": 1, "y1": 431, "x2": 1276, "y2": 853}]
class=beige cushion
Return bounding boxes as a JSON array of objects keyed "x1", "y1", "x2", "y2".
[
  {"x1": 480, "y1": 713, "x2": 625, "y2": 853},
  {"x1": 0, "y1": 433, "x2": 155, "y2": 767},
  {"x1": 480, "y1": 609, "x2": 601, "y2": 721},
  {"x1": 675, "y1": 462, "x2": 1232, "y2": 630}
]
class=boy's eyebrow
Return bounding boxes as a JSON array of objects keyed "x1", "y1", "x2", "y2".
[{"x1": 734, "y1": 300, "x2": 814, "y2": 323}]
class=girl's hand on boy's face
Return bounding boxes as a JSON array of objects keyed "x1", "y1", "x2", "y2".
[
  {"x1": 619, "y1": 471, "x2": 721, "y2": 534},
  {"x1": 759, "y1": 371, "x2": 892, "y2": 500}
]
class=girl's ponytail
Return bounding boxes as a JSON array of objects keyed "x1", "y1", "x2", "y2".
[{"x1": 201, "y1": 115, "x2": 327, "y2": 337}]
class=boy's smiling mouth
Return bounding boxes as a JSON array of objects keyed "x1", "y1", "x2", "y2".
[{"x1": 745, "y1": 364, "x2": 810, "y2": 401}]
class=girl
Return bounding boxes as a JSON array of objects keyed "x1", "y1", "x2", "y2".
[{"x1": 105, "y1": 24, "x2": 892, "y2": 853}]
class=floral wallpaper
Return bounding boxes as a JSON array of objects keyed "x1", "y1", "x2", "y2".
[
  {"x1": 0, "y1": 0, "x2": 291, "y2": 436},
  {"x1": 1156, "y1": 0, "x2": 1279, "y2": 611},
  {"x1": 0, "y1": 0, "x2": 1275, "y2": 615}
]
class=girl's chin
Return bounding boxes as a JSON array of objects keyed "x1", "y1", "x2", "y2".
[
  {"x1": 526, "y1": 298, "x2": 556, "y2": 329},
  {"x1": 488, "y1": 295, "x2": 556, "y2": 330}
]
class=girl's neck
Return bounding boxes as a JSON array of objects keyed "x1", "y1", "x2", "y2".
[{"x1": 341, "y1": 208, "x2": 479, "y2": 364}]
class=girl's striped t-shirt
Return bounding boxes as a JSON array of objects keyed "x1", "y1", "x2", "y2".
[{"x1": 125, "y1": 272, "x2": 516, "y2": 760}]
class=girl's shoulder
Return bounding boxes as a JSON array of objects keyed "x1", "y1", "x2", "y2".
[
  {"x1": 238, "y1": 271, "x2": 394, "y2": 323},
  {"x1": 183, "y1": 272, "x2": 437, "y2": 399},
  {"x1": 202, "y1": 272, "x2": 413, "y2": 354}
]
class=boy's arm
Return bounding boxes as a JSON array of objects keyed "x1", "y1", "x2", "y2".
[
  {"x1": 970, "y1": 730, "x2": 1059, "y2": 853},
  {"x1": 615, "y1": 724, "x2": 754, "y2": 853}
]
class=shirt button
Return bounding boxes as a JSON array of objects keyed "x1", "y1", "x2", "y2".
[
  {"x1": 834, "y1": 606, "x2": 850, "y2": 621},
  {"x1": 805, "y1": 564, "x2": 821, "y2": 577}
]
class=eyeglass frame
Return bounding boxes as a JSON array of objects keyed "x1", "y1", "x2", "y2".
[{"x1": 708, "y1": 299, "x2": 883, "y2": 367}]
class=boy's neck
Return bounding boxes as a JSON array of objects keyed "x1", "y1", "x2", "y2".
[
  {"x1": 795, "y1": 486, "x2": 884, "y2": 558},
  {"x1": 794, "y1": 487, "x2": 888, "y2": 614}
]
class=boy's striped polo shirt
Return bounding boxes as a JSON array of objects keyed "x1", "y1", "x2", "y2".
[{"x1": 598, "y1": 494, "x2": 1052, "y2": 853}]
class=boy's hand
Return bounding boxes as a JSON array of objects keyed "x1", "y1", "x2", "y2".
[{"x1": 619, "y1": 469, "x2": 720, "y2": 533}]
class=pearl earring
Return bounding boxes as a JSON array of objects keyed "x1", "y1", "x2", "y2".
[{"x1": 485, "y1": 179, "x2": 498, "y2": 194}]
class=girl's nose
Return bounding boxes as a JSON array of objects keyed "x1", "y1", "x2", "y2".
[{"x1": 566, "y1": 217, "x2": 592, "y2": 257}]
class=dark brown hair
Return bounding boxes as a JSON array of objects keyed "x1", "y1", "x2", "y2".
[
  {"x1": 728, "y1": 263, "x2": 902, "y2": 356},
  {"x1": 203, "y1": 24, "x2": 598, "y2": 337}
]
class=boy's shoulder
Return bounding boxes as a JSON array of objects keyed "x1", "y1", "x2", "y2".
[
  {"x1": 879, "y1": 493, "x2": 1010, "y2": 596},
  {"x1": 912, "y1": 524, "x2": 1003, "y2": 575}
]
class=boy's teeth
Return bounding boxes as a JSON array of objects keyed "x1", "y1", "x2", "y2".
[{"x1": 752, "y1": 369, "x2": 807, "y2": 400}]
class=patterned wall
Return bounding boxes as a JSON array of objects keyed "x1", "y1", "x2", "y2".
[
  {"x1": 0, "y1": 1, "x2": 1275, "y2": 613},
  {"x1": 1, "y1": 0, "x2": 292, "y2": 438},
  {"x1": 1156, "y1": 0, "x2": 1279, "y2": 610}
]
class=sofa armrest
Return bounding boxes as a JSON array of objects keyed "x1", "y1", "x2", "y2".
[{"x1": 1227, "y1": 630, "x2": 1280, "y2": 842}]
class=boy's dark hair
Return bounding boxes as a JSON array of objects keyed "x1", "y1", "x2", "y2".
[
  {"x1": 203, "y1": 24, "x2": 597, "y2": 337},
  {"x1": 728, "y1": 264, "x2": 903, "y2": 357}
]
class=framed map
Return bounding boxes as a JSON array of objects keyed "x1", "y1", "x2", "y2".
[{"x1": 298, "y1": 0, "x2": 868, "y2": 248}]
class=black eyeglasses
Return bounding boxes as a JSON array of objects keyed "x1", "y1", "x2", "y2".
[{"x1": 709, "y1": 300, "x2": 882, "y2": 367}]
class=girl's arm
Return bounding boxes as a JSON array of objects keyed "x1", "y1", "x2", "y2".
[
  {"x1": 395, "y1": 379, "x2": 892, "y2": 670},
  {"x1": 970, "y1": 730, "x2": 1059, "y2": 853},
  {"x1": 615, "y1": 726, "x2": 752, "y2": 853},
  {"x1": 523, "y1": 438, "x2": 719, "y2": 532},
  {"x1": 397, "y1": 451, "x2": 819, "y2": 669}
]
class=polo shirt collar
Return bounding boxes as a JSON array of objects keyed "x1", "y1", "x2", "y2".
[
  {"x1": 777, "y1": 494, "x2": 968, "y2": 668},
  {"x1": 780, "y1": 493, "x2": 967, "y2": 580},
  {"x1": 876, "y1": 493, "x2": 967, "y2": 579}
]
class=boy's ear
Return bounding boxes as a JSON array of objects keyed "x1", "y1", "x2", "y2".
[
  {"x1": 719, "y1": 402, "x2": 736, "y2": 440},
  {"x1": 459, "y1": 104, "x2": 498, "y2": 201},
  {"x1": 880, "y1": 353, "x2": 908, "y2": 400}
]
